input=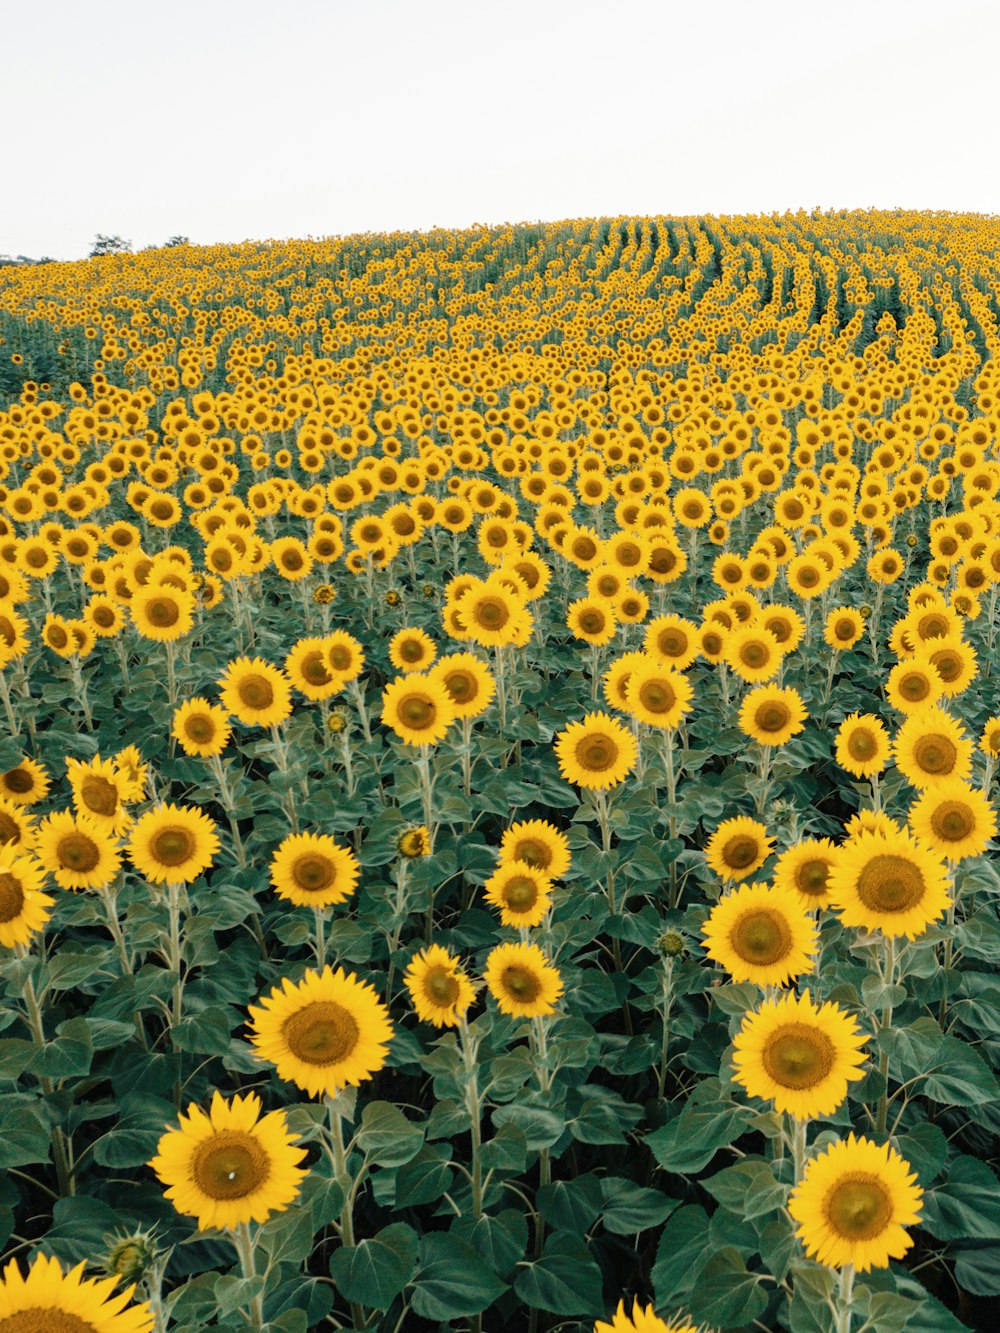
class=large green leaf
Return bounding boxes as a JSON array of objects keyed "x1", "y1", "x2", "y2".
[{"x1": 328, "y1": 1223, "x2": 418, "y2": 1310}]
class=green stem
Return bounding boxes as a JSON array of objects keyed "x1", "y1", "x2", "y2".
[
  {"x1": 327, "y1": 1097, "x2": 367, "y2": 1331},
  {"x1": 459, "y1": 1017, "x2": 484, "y2": 1219},
  {"x1": 314, "y1": 906, "x2": 327, "y2": 969},
  {"x1": 875, "y1": 935, "x2": 896, "y2": 1138},
  {"x1": 835, "y1": 1263, "x2": 855, "y2": 1333},
  {"x1": 20, "y1": 965, "x2": 73, "y2": 1196},
  {"x1": 233, "y1": 1221, "x2": 264, "y2": 1331},
  {"x1": 790, "y1": 1114, "x2": 808, "y2": 1184}
]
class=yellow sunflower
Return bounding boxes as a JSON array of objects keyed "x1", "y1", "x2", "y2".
[
  {"x1": 0, "y1": 1253, "x2": 154, "y2": 1333},
  {"x1": 127, "y1": 803, "x2": 220, "y2": 885},
  {"x1": 404, "y1": 944, "x2": 476, "y2": 1028},
  {"x1": 704, "y1": 816, "x2": 774, "y2": 883},
  {"x1": 732, "y1": 989, "x2": 867, "y2": 1119},
  {"x1": 172, "y1": 698, "x2": 232, "y2": 758},
  {"x1": 979, "y1": 715, "x2": 1000, "y2": 757},
  {"x1": 113, "y1": 745, "x2": 148, "y2": 802},
  {"x1": 643, "y1": 614, "x2": 700, "y2": 670},
  {"x1": 554, "y1": 711, "x2": 638, "y2": 790},
  {"x1": 454, "y1": 577, "x2": 531, "y2": 647},
  {"x1": 602, "y1": 650, "x2": 649, "y2": 711},
  {"x1": 834, "y1": 713, "x2": 891, "y2": 778},
  {"x1": 218, "y1": 657, "x2": 294, "y2": 728},
  {"x1": 885, "y1": 655, "x2": 944, "y2": 715},
  {"x1": 130, "y1": 584, "x2": 195, "y2": 642},
  {"x1": 388, "y1": 627, "x2": 438, "y2": 674},
  {"x1": 827, "y1": 826, "x2": 950, "y2": 939},
  {"x1": 566, "y1": 595, "x2": 618, "y2": 647},
  {"x1": 270, "y1": 832, "x2": 359, "y2": 907},
  {"x1": 823, "y1": 606, "x2": 865, "y2": 651},
  {"x1": 248, "y1": 965, "x2": 394, "y2": 1097},
  {"x1": 284, "y1": 637, "x2": 341, "y2": 702},
  {"x1": 499, "y1": 819, "x2": 571, "y2": 879},
  {"x1": 66, "y1": 755, "x2": 132, "y2": 835},
  {"x1": 428, "y1": 652, "x2": 496, "y2": 719},
  {"x1": 483, "y1": 859, "x2": 554, "y2": 928},
  {"x1": 893, "y1": 706, "x2": 973, "y2": 790},
  {"x1": 35, "y1": 810, "x2": 121, "y2": 890},
  {"x1": 381, "y1": 673, "x2": 456, "y2": 746},
  {"x1": 0, "y1": 852, "x2": 54, "y2": 949},
  {"x1": 0, "y1": 757, "x2": 50, "y2": 807},
  {"x1": 624, "y1": 658, "x2": 693, "y2": 731},
  {"x1": 325, "y1": 631, "x2": 365, "y2": 684},
  {"x1": 788, "y1": 1133, "x2": 923, "y2": 1272},
  {"x1": 702, "y1": 882, "x2": 818, "y2": 986},
  {"x1": 149, "y1": 1090, "x2": 307, "y2": 1232},
  {"x1": 739, "y1": 685, "x2": 807, "y2": 748},
  {"x1": 724, "y1": 624, "x2": 783, "y2": 684},
  {"x1": 398, "y1": 825, "x2": 432, "y2": 858},
  {"x1": 908, "y1": 779, "x2": 997, "y2": 863},
  {"x1": 483, "y1": 941, "x2": 563, "y2": 1018},
  {"x1": 0, "y1": 798, "x2": 36, "y2": 854},
  {"x1": 772, "y1": 838, "x2": 838, "y2": 908},
  {"x1": 594, "y1": 1301, "x2": 699, "y2": 1333}
]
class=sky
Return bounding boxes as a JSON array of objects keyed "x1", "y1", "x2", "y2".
[{"x1": 3, "y1": 0, "x2": 997, "y2": 261}]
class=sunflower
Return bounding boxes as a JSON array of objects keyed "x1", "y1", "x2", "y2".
[
  {"x1": 381, "y1": 673, "x2": 456, "y2": 746},
  {"x1": 594, "y1": 1301, "x2": 699, "y2": 1333},
  {"x1": 127, "y1": 803, "x2": 220, "y2": 885},
  {"x1": 0, "y1": 1252, "x2": 155, "y2": 1333},
  {"x1": 398, "y1": 825, "x2": 432, "y2": 858},
  {"x1": 35, "y1": 811, "x2": 121, "y2": 890},
  {"x1": 732, "y1": 989, "x2": 867, "y2": 1119},
  {"x1": 788, "y1": 1133, "x2": 923, "y2": 1272},
  {"x1": 130, "y1": 584, "x2": 195, "y2": 642},
  {"x1": 885, "y1": 654, "x2": 944, "y2": 714},
  {"x1": 483, "y1": 941, "x2": 563, "y2": 1018},
  {"x1": 724, "y1": 624, "x2": 783, "y2": 683},
  {"x1": 827, "y1": 826, "x2": 950, "y2": 939},
  {"x1": 0, "y1": 756, "x2": 50, "y2": 806},
  {"x1": 702, "y1": 882, "x2": 818, "y2": 986},
  {"x1": 66, "y1": 756, "x2": 132, "y2": 834},
  {"x1": 428, "y1": 651, "x2": 496, "y2": 719},
  {"x1": 624, "y1": 658, "x2": 693, "y2": 731},
  {"x1": 284, "y1": 637, "x2": 341, "y2": 702},
  {"x1": 0, "y1": 797, "x2": 35, "y2": 854},
  {"x1": 484, "y1": 859, "x2": 554, "y2": 928},
  {"x1": 172, "y1": 697, "x2": 232, "y2": 758},
  {"x1": 566, "y1": 595, "x2": 618, "y2": 647},
  {"x1": 113, "y1": 745, "x2": 148, "y2": 802},
  {"x1": 554, "y1": 711, "x2": 638, "y2": 790},
  {"x1": 218, "y1": 656, "x2": 293, "y2": 728},
  {"x1": 980, "y1": 715, "x2": 1000, "y2": 757},
  {"x1": 643, "y1": 614, "x2": 700, "y2": 670},
  {"x1": 0, "y1": 852, "x2": 54, "y2": 949},
  {"x1": 149, "y1": 1090, "x2": 307, "y2": 1232},
  {"x1": 772, "y1": 838, "x2": 838, "y2": 908},
  {"x1": 499, "y1": 819, "x2": 571, "y2": 879},
  {"x1": 270, "y1": 832, "x2": 359, "y2": 907},
  {"x1": 893, "y1": 706, "x2": 973, "y2": 790},
  {"x1": 908, "y1": 779, "x2": 997, "y2": 862},
  {"x1": 823, "y1": 606, "x2": 865, "y2": 650},
  {"x1": 248, "y1": 965, "x2": 394, "y2": 1097},
  {"x1": 739, "y1": 685, "x2": 807, "y2": 747},
  {"x1": 602, "y1": 650, "x2": 648, "y2": 711},
  {"x1": 704, "y1": 816, "x2": 774, "y2": 883},
  {"x1": 388, "y1": 627, "x2": 437, "y2": 674},
  {"x1": 926, "y1": 635, "x2": 978, "y2": 698},
  {"x1": 834, "y1": 713, "x2": 891, "y2": 778},
  {"x1": 404, "y1": 944, "x2": 475, "y2": 1028},
  {"x1": 454, "y1": 577, "x2": 531, "y2": 647}
]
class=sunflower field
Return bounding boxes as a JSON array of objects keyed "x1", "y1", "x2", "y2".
[{"x1": 2, "y1": 211, "x2": 1000, "y2": 1333}]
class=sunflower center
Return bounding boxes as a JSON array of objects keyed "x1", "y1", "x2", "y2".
[
  {"x1": 761, "y1": 1023, "x2": 835, "y2": 1088},
  {"x1": 399, "y1": 639, "x2": 425, "y2": 663},
  {"x1": 824, "y1": 1173, "x2": 893, "y2": 1240},
  {"x1": 796, "y1": 859, "x2": 830, "y2": 897},
  {"x1": 835, "y1": 620, "x2": 855, "y2": 641},
  {"x1": 913, "y1": 734, "x2": 957, "y2": 775},
  {"x1": 741, "y1": 642, "x2": 769, "y2": 669},
  {"x1": 292, "y1": 854, "x2": 335, "y2": 892},
  {"x1": 515, "y1": 839, "x2": 548, "y2": 870},
  {"x1": 932, "y1": 652, "x2": 960, "y2": 683},
  {"x1": 730, "y1": 908, "x2": 792, "y2": 965},
  {"x1": 574, "y1": 734, "x2": 618, "y2": 772},
  {"x1": 399, "y1": 695, "x2": 434, "y2": 729},
  {"x1": 757, "y1": 703, "x2": 791, "y2": 733},
  {"x1": 856, "y1": 853, "x2": 925, "y2": 914},
  {"x1": 0, "y1": 872, "x2": 25, "y2": 923},
  {"x1": 93, "y1": 606, "x2": 116, "y2": 628},
  {"x1": 918, "y1": 614, "x2": 949, "y2": 639},
  {"x1": 930, "y1": 801, "x2": 975, "y2": 843},
  {"x1": 0, "y1": 1311, "x2": 102, "y2": 1332},
  {"x1": 56, "y1": 832, "x2": 100, "y2": 873},
  {"x1": 722, "y1": 835, "x2": 760, "y2": 870},
  {"x1": 848, "y1": 728, "x2": 877, "y2": 761},
  {"x1": 186, "y1": 714, "x2": 216, "y2": 743},
  {"x1": 80, "y1": 775, "x2": 118, "y2": 818},
  {"x1": 146, "y1": 596, "x2": 180, "y2": 627},
  {"x1": 504, "y1": 875, "x2": 539, "y2": 912},
  {"x1": 150, "y1": 827, "x2": 196, "y2": 867},
  {"x1": 475, "y1": 596, "x2": 509, "y2": 629},
  {"x1": 500, "y1": 965, "x2": 542, "y2": 1003},
  {"x1": 301, "y1": 652, "x2": 332, "y2": 685},
  {"x1": 899, "y1": 672, "x2": 930, "y2": 702},
  {"x1": 425, "y1": 966, "x2": 460, "y2": 1006},
  {"x1": 191, "y1": 1130, "x2": 269, "y2": 1201},
  {"x1": 638, "y1": 680, "x2": 676, "y2": 714},
  {"x1": 4, "y1": 768, "x2": 32, "y2": 794},
  {"x1": 329, "y1": 645, "x2": 352, "y2": 671},
  {"x1": 446, "y1": 671, "x2": 475, "y2": 702},
  {"x1": 657, "y1": 630, "x2": 686, "y2": 657},
  {"x1": 238, "y1": 674, "x2": 275, "y2": 710},
  {"x1": 281, "y1": 549, "x2": 303, "y2": 570},
  {"x1": 0, "y1": 812, "x2": 21, "y2": 844},
  {"x1": 282, "y1": 1000, "x2": 359, "y2": 1065}
]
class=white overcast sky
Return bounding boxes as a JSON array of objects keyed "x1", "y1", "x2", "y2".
[{"x1": 3, "y1": 0, "x2": 996, "y2": 261}]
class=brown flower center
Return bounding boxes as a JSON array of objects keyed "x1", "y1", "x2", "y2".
[
  {"x1": 191, "y1": 1130, "x2": 269, "y2": 1201},
  {"x1": 474, "y1": 596, "x2": 509, "y2": 630},
  {"x1": 445, "y1": 669, "x2": 476, "y2": 702},
  {"x1": 4, "y1": 768, "x2": 33, "y2": 795},
  {"x1": 282, "y1": 1000, "x2": 359, "y2": 1065},
  {"x1": 513, "y1": 839, "x2": 549, "y2": 870},
  {"x1": 848, "y1": 728, "x2": 878, "y2": 761},
  {"x1": 399, "y1": 638, "x2": 425, "y2": 664},
  {"x1": 796, "y1": 858, "x2": 831, "y2": 897},
  {"x1": 899, "y1": 672, "x2": 930, "y2": 702},
  {"x1": 835, "y1": 620, "x2": 855, "y2": 641},
  {"x1": 930, "y1": 801, "x2": 975, "y2": 843},
  {"x1": 824, "y1": 1173, "x2": 893, "y2": 1240},
  {"x1": 503, "y1": 875, "x2": 539, "y2": 913},
  {"x1": 0, "y1": 1312, "x2": 103, "y2": 1332},
  {"x1": 399, "y1": 695, "x2": 435, "y2": 730},
  {"x1": 741, "y1": 641, "x2": 770, "y2": 669},
  {"x1": 329, "y1": 644, "x2": 353, "y2": 671},
  {"x1": 80, "y1": 776, "x2": 118, "y2": 818},
  {"x1": 425, "y1": 966, "x2": 460, "y2": 1006},
  {"x1": 579, "y1": 609, "x2": 606, "y2": 635},
  {"x1": 238, "y1": 674, "x2": 275, "y2": 710},
  {"x1": 575, "y1": 733, "x2": 619, "y2": 772},
  {"x1": 656, "y1": 629, "x2": 687, "y2": 657},
  {"x1": 730, "y1": 908, "x2": 792, "y2": 965},
  {"x1": 0, "y1": 812, "x2": 21, "y2": 844},
  {"x1": 292, "y1": 854, "x2": 335, "y2": 892},
  {"x1": 150, "y1": 827, "x2": 195, "y2": 867},
  {"x1": 913, "y1": 734, "x2": 957, "y2": 776},
  {"x1": 56, "y1": 832, "x2": 100, "y2": 873},
  {"x1": 930, "y1": 651, "x2": 961, "y2": 683},
  {"x1": 722, "y1": 835, "x2": 760, "y2": 870},
  {"x1": 500, "y1": 965, "x2": 542, "y2": 1004},
  {"x1": 185, "y1": 713, "x2": 216, "y2": 743},
  {"x1": 0, "y1": 871, "x2": 25, "y2": 923},
  {"x1": 638, "y1": 680, "x2": 676, "y2": 715},
  {"x1": 855, "y1": 853, "x2": 925, "y2": 914},
  {"x1": 146, "y1": 596, "x2": 180, "y2": 628},
  {"x1": 300, "y1": 651, "x2": 332, "y2": 686},
  {"x1": 756, "y1": 703, "x2": 791, "y2": 734},
  {"x1": 761, "y1": 1023, "x2": 835, "y2": 1088}
]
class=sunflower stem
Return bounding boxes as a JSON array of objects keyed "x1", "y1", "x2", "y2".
[
  {"x1": 834, "y1": 1263, "x2": 855, "y2": 1333},
  {"x1": 68, "y1": 655, "x2": 94, "y2": 730},
  {"x1": 458, "y1": 1016, "x2": 484, "y2": 1219},
  {"x1": 0, "y1": 669, "x2": 20, "y2": 737},
  {"x1": 790, "y1": 1114, "x2": 808, "y2": 1184},
  {"x1": 314, "y1": 906, "x2": 327, "y2": 969},
  {"x1": 327, "y1": 1096, "x2": 367, "y2": 1331},
  {"x1": 233, "y1": 1221, "x2": 264, "y2": 1331},
  {"x1": 656, "y1": 956, "x2": 675, "y2": 1099},
  {"x1": 754, "y1": 745, "x2": 773, "y2": 816},
  {"x1": 347, "y1": 677, "x2": 372, "y2": 742},
  {"x1": 19, "y1": 961, "x2": 74, "y2": 1196},
  {"x1": 875, "y1": 935, "x2": 896, "y2": 1138}
]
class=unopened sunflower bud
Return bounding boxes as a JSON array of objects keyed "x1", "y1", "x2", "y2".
[
  {"x1": 658, "y1": 930, "x2": 685, "y2": 958},
  {"x1": 327, "y1": 711, "x2": 347, "y2": 734},
  {"x1": 385, "y1": 590, "x2": 401, "y2": 607},
  {"x1": 103, "y1": 1230, "x2": 158, "y2": 1283},
  {"x1": 313, "y1": 584, "x2": 336, "y2": 605}
]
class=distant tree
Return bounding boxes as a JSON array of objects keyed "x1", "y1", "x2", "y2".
[
  {"x1": 164, "y1": 235, "x2": 190, "y2": 247},
  {"x1": 89, "y1": 234, "x2": 132, "y2": 257}
]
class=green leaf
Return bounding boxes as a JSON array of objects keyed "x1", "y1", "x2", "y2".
[
  {"x1": 259, "y1": 1205, "x2": 317, "y2": 1267},
  {"x1": 479, "y1": 1123, "x2": 528, "y2": 1173},
  {"x1": 566, "y1": 1085, "x2": 642, "y2": 1144},
  {"x1": 852, "y1": 1287, "x2": 920, "y2": 1333},
  {"x1": 490, "y1": 1104, "x2": 565, "y2": 1150},
  {"x1": 328, "y1": 1223, "x2": 418, "y2": 1310},
  {"x1": 450, "y1": 1210, "x2": 528, "y2": 1279},
  {"x1": 394, "y1": 1143, "x2": 454, "y2": 1208},
  {"x1": 172, "y1": 1005, "x2": 233, "y2": 1056},
  {"x1": 0, "y1": 1094, "x2": 51, "y2": 1169},
  {"x1": 651, "y1": 1205, "x2": 711, "y2": 1304},
  {"x1": 355, "y1": 1101, "x2": 424, "y2": 1167},
  {"x1": 537, "y1": 1174, "x2": 603, "y2": 1233},
  {"x1": 894, "y1": 1121, "x2": 948, "y2": 1187},
  {"x1": 599, "y1": 1178, "x2": 676, "y2": 1235},
  {"x1": 788, "y1": 1263, "x2": 836, "y2": 1333},
  {"x1": 646, "y1": 1078, "x2": 750, "y2": 1173},
  {"x1": 686, "y1": 1247, "x2": 768, "y2": 1327},
  {"x1": 704, "y1": 1160, "x2": 786, "y2": 1219},
  {"x1": 954, "y1": 1243, "x2": 1000, "y2": 1296},
  {"x1": 42, "y1": 1196, "x2": 122, "y2": 1265},
  {"x1": 31, "y1": 1016, "x2": 93, "y2": 1078},
  {"x1": 922, "y1": 1156, "x2": 1000, "y2": 1240},
  {"x1": 91, "y1": 1095, "x2": 173, "y2": 1168},
  {"x1": 410, "y1": 1234, "x2": 506, "y2": 1320},
  {"x1": 513, "y1": 1232, "x2": 604, "y2": 1317}
]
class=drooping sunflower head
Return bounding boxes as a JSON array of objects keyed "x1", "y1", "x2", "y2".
[
  {"x1": 834, "y1": 712, "x2": 891, "y2": 779},
  {"x1": 828, "y1": 825, "x2": 951, "y2": 940},
  {"x1": 701, "y1": 881, "x2": 818, "y2": 986},
  {"x1": 788, "y1": 1132, "x2": 923, "y2": 1272},
  {"x1": 483, "y1": 859, "x2": 555, "y2": 929},
  {"x1": 554, "y1": 712, "x2": 638, "y2": 790},
  {"x1": 0, "y1": 757, "x2": 50, "y2": 807},
  {"x1": 381, "y1": 674, "x2": 456, "y2": 747},
  {"x1": 112, "y1": 745, "x2": 148, "y2": 802},
  {"x1": 499, "y1": 819, "x2": 571, "y2": 880},
  {"x1": 0, "y1": 1252, "x2": 156, "y2": 1333},
  {"x1": 270, "y1": 831, "x2": 359, "y2": 908},
  {"x1": 482, "y1": 941, "x2": 563, "y2": 1019},
  {"x1": 704, "y1": 816, "x2": 775, "y2": 884},
  {"x1": 172, "y1": 697, "x2": 232, "y2": 758},
  {"x1": 738, "y1": 685, "x2": 808, "y2": 749},
  {"x1": 127, "y1": 803, "x2": 220, "y2": 886},
  {"x1": 908, "y1": 778, "x2": 997, "y2": 863},
  {"x1": 218, "y1": 656, "x2": 294, "y2": 729},
  {"x1": 404, "y1": 943, "x2": 475, "y2": 1028},
  {"x1": 428, "y1": 652, "x2": 496, "y2": 720}
]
